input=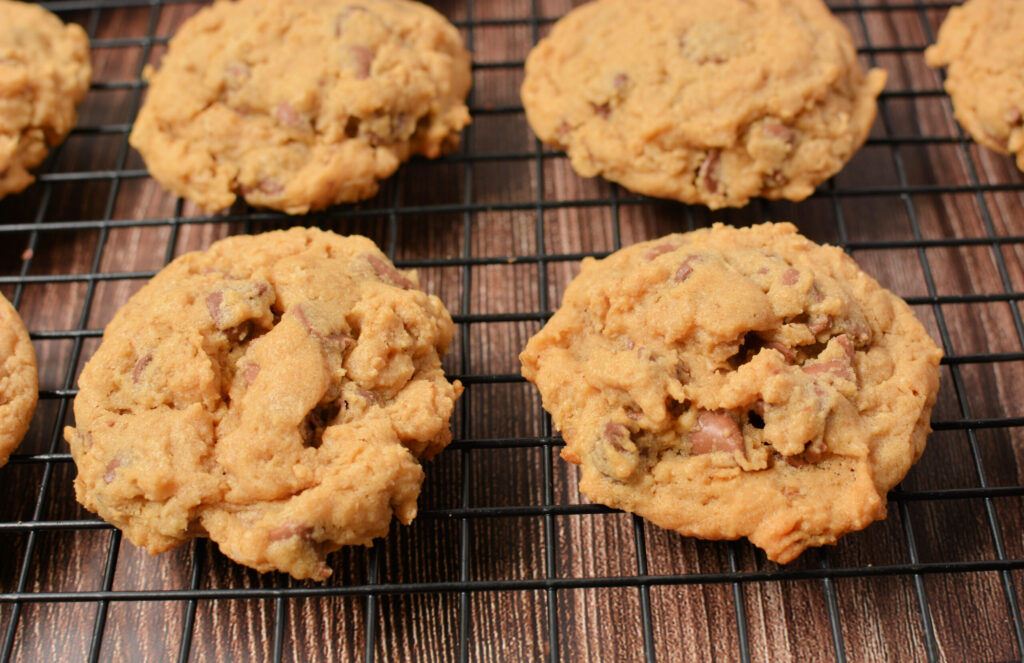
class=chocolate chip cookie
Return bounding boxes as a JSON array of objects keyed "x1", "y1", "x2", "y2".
[
  {"x1": 129, "y1": 0, "x2": 472, "y2": 214},
  {"x1": 66, "y1": 228, "x2": 462, "y2": 580},
  {"x1": 0, "y1": 0, "x2": 92, "y2": 200},
  {"x1": 925, "y1": 0, "x2": 1024, "y2": 171},
  {"x1": 521, "y1": 0, "x2": 886, "y2": 209},
  {"x1": 520, "y1": 223, "x2": 942, "y2": 563},
  {"x1": 0, "y1": 292, "x2": 38, "y2": 467}
]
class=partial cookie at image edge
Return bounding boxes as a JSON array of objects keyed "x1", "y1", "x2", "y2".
[
  {"x1": 925, "y1": 0, "x2": 1024, "y2": 172},
  {"x1": 0, "y1": 0, "x2": 92, "y2": 200},
  {"x1": 0, "y1": 291, "x2": 38, "y2": 467}
]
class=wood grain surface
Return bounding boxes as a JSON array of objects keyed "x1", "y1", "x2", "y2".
[{"x1": 1, "y1": 1, "x2": 1023, "y2": 661}]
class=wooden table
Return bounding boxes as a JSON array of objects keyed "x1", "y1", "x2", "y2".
[{"x1": 1, "y1": 1, "x2": 1022, "y2": 661}]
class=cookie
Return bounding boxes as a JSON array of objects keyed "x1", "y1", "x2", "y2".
[
  {"x1": 0, "y1": 0, "x2": 91, "y2": 200},
  {"x1": 129, "y1": 0, "x2": 472, "y2": 214},
  {"x1": 520, "y1": 223, "x2": 942, "y2": 563},
  {"x1": 66, "y1": 228, "x2": 462, "y2": 580},
  {"x1": 925, "y1": 0, "x2": 1024, "y2": 171},
  {"x1": 0, "y1": 292, "x2": 38, "y2": 467},
  {"x1": 520, "y1": 0, "x2": 886, "y2": 209}
]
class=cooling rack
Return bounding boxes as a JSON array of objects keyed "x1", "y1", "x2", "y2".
[{"x1": 1, "y1": 0, "x2": 1022, "y2": 661}]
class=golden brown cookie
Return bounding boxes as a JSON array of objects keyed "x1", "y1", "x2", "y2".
[
  {"x1": 521, "y1": 0, "x2": 886, "y2": 209},
  {"x1": 66, "y1": 228, "x2": 462, "y2": 580},
  {"x1": 0, "y1": 292, "x2": 38, "y2": 467},
  {"x1": 0, "y1": 0, "x2": 91, "y2": 200},
  {"x1": 129, "y1": 0, "x2": 472, "y2": 214},
  {"x1": 520, "y1": 223, "x2": 942, "y2": 563},
  {"x1": 925, "y1": 0, "x2": 1024, "y2": 171}
]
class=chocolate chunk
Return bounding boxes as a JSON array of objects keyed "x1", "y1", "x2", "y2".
[
  {"x1": 645, "y1": 242, "x2": 682, "y2": 260},
  {"x1": 358, "y1": 389, "x2": 381, "y2": 405},
  {"x1": 698, "y1": 150, "x2": 720, "y2": 194},
  {"x1": 292, "y1": 304, "x2": 317, "y2": 337},
  {"x1": 224, "y1": 61, "x2": 249, "y2": 85},
  {"x1": 690, "y1": 410, "x2": 744, "y2": 455},
  {"x1": 238, "y1": 178, "x2": 283, "y2": 197},
  {"x1": 835, "y1": 334, "x2": 854, "y2": 359},
  {"x1": 673, "y1": 256, "x2": 699, "y2": 283},
  {"x1": 808, "y1": 314, "x2": 832, "y2": 335},
  {"x1": 269, "y1": 521, "x2": 311, "y2": 542},
  {"x1": 326, "y1": 331, "x2": 354, "y2": 353},
  {"x1": 132, "y1": 354, "x2": 152, "y2": 383},
  {"x1": 103, "y1": 458, "x2": 122, "y2": 483},
  {"x1": 291, "y1": 305, "x2": 352, "y2": 351},
  {"x1": 764, "y1": 123, "x2": 796, "y2": 143},
  {"x1": 593, "y1": 420, "x2": 639, "y2": 479},
  {"x1": 802, "y1": 335, "x2": 856, "y2": 382},
  {"x1": 364, "y1": 253, "x2": 413, "y2": 289},
  {"x1": 243, "y1": 363, "x2": 260, "y2": 384},
  {"x1": 274, "y1": 100, "x2": 304, "y2": 130},
  {"x1": 257, "y1": 179, "x2": 283, "y2": 196},
  {"x1": 605, "y1": 420, "x2": 628, "y2": 442},
  {"x1": 350, "y1": 45, "x2": 374, "y2": 79},
  {"x1": 206, "y1": 291, "x2": 225, "y2": 327},
  {"x1": 764, "y1": 341, "x2": 796, "y2": 363},
  {"x1": 555, "y1": 120, "x2": 571, "y2": 142}
]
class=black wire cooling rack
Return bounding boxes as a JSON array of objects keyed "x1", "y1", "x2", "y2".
[{"x1": 1, "y1": 0, "x2": 1023, "y2": 661}]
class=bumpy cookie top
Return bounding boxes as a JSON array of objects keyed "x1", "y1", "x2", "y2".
[
  {"x1": 0, "y1": 0, "x2": 91, "y2": 199},
  {"x1": 66, "y1": 228, "x2": 462, "y2": 580},
  {"x1": 521, "y1": 223, "x2": 942, "y2": 563},
  {"x1": 129, "y1": 0, "x2": 472, "y2": 214},
  {"x1": 0, "y1": 292, "x2": 38, "y2": 467},
  {"x1": 925, "y1": 0, "x2": 1024, "y2": 171},
  {"x1": 521, "y1": 0, "x2": 885, "y2": 209}
]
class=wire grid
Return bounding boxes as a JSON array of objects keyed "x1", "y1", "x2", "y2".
[{"x1": 0, "y1": 0, "x2": 1023, "y2": 661}]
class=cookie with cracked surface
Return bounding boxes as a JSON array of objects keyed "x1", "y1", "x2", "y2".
[
  {"x1": 520, "y1": 223, "x2": 942, "y2": 563},
  {"x1": 0, "y1": 292, "x2": 38, "y2": 467},
  {"x1": 66, "y1": 228, "x2": 462, "y2": 580},
  {"x1": 925, "y1": 0, "x2": 1024, "y2": 172},
  {"x1": 0, "y1": 0, "x2": 91, "y2": 200},
  {"x1": 521, "y1": 0, "x2": 886, "y2": 209},
  {"x1": 129, "y1": 0, "x2": 472, "y2": 214}
]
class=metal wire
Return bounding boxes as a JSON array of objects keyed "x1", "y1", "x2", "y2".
[{"x1": 1, "y1": 1, "x2": 1023, "y2": 661}]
